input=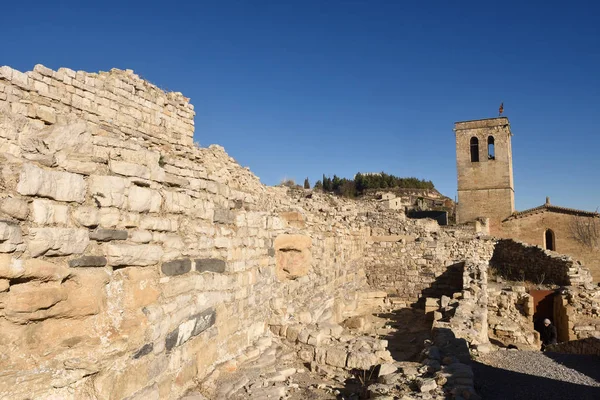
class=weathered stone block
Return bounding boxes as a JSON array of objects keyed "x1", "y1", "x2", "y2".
[
  {"x1": 28, "y1": 228, "x2": 89, "y2": 257},
  {"x1": 107, "y1": 244, "x2": 163, "y2": 266},
  {"x1": 90, "y1": 229, "x2": 128, "y2": 242},
  {"x1": 165, "y1": 308, "x2": 216, "y2": 351},
  {"x1": 72, "y1": 206, "x2": 100, "y2": 227},
  {"x1": 161, "y1": 259, "x2": 192, "y2": 276},
  {"x1": 89, "y1": 175, "x2": 128, "y2": 208},
  {"x1": 163, "y1": 191, "x2": 193, "y2": 214},
  {"x1": 128, "y1": 186, "x2": 162, "y2": 213},
  {"x1": 68, "y1": 256, "x2": 108, "y2": 268},
  {"x1": 110, "y1": 160, "x2": 151, "y2": 179},
  {"x1": 17, "y1": 164, "x2": 86, "y2": 203},
  {"x1": 195, "y1": 258, "x2": 226, "y2": 273},
  {"x1": 325, "y1": 347, "x2": 348, "y2": 368},
  {"x1": 0, "y1": 197, "x2": 29, "y2": 220},
  {"x1": 140, "y1": 217, "x2": 178, "y2": 232},
  {"x1": 0, "y1": 255, "x2": 70, "y2": 281},
  {"x1": 0, "y1": 221, "x2": 23, "y2": 252},
  {"x1": 213, "y1": 208, "x2": 235, "y2": 224},
  {"x1": 31, "y1": 199, "x2": 69, "y2": 225}
]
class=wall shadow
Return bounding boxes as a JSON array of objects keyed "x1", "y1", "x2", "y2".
[
  {"x1": 414, "y1": 261, "x2": 465, "y2": 308},
  {"x1": 472, "y1": 357, "x2": 600, "y2": 400}
]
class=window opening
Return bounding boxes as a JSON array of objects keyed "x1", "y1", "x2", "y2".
[
  {"x1": 545, "y1": 229, "x2": 556, "y2": 251},
  {"x1": 488, "y1": 136, "x2": 495, "y2": 160},
  {"x1": 470, "y1": 137, "x2": 479, "y2": 162}
]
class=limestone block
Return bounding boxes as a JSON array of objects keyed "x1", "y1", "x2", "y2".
[
  {"x1": 48, "y1": 268, "x2": 109, "y2": 319},
  {"x1": 31, "y1": 199, "x2": 69, "y2": 225},
  {"x1": 72, "y1": 206, "x2": 100, "y2": 227},
  {"x1": 130, "y1": 230, "x2": 152, "y2": 243},
  {"x1": 213, "y1": 208, "x2": 235, "y2": 224},
  {"x1": 140, "y1": 216, "x2": 178, "y2": 232},
  {"x1": 274, "y1": 234, "x2": 312, "y2": 281},
  {"x1": 17, "y1": 164, "x2": 86, "y2": 203},
  {"x1": 99, "y1": 208, "x2": 121, "y2": 227},
  {"x1": 128, "y1": 186, "x2": 162, "y2": 213},
  {"x1": 163, "y1": 191, "x2": 193, "y2": 214},
  {"x1": 0, "y1": 197, "x2": 29, "y2": 220},
  {"x1": 346, "y1": 351, "x2": 379, "y2": 370},
  {"x1": 121, "y1": 212, "x2": 140, "y2": 228},
  {"x1": 110, "y1": 160, "x2": 151, "y2": 179},
  {"x1": 107, "y1": 244, "x2": 163, "y2": 266},
  {"x1": 28, "y1": 228, "x2": 89, "y2": 257},
  {"x1": 325, "y1": 347, "x2": 348, "y2": 368},
  {"x1": 0, "y1": 255, "x2": 70, "y2": 281},
  {"x1": 89, "y1": 175, "x2": 129, "y2": 208},
  {"x1": 0, "y1": 221, "x2": 23, "y2": 252}
]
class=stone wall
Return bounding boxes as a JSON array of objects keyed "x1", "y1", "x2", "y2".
[
  {"x1": 555, "y1": 285, "x2": 600, "y2": 342},
  {"x1": 0, "y1": 65, "x2": 376, "y2": 400},
  {"x1": 0, "y1": 64, "x2": 194, "y2": 149},
  {"x1": 490, "y1": 239, "x2": 593, "y2": 286},
  {"x1": 364, "y1": 218, "x2": 495, "y2": 303}
]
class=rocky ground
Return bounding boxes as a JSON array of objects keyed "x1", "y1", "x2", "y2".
[
  {"x1": 180, "y1": 306, "x2": 467, "y2": 399},
  {"x1": 473, "y1": 349, "x2": 600, "y2": 400}
]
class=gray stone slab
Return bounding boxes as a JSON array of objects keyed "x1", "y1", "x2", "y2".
[
  {"x1": 161, "y1": 259, "x2": 192, "y2": 276},
  {"x1": 68, "y1": 256, "x2": 107, "y2": 268},
  {"x1": 195, "y1": 258, "x2": 226, "y2": 273},
  {"x1": 89, "y1": 229, "x2": 128, "y2": 242}
]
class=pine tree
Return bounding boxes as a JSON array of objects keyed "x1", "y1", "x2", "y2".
[{"x1": 303, "y1": 177, "x2": 310, "y2": 189}]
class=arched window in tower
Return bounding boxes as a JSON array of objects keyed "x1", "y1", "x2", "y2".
[
  {"x1": 470, "y1": 137, "x2": 479, "y2": 162},
  {"x1": 545, "y1": 229, "x2": 556, "y2": 251},
  {"x1": 488, "y1": 136, "x2": 495, "y2": 160}
]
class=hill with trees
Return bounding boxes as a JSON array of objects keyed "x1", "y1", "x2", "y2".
[{"x1": 313, "y1": 172, "x2": 435, "y2": 198}]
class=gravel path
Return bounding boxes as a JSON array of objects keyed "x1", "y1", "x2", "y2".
[{"x1": 473, "y1": 350, "x2": 600, "y2": 400}]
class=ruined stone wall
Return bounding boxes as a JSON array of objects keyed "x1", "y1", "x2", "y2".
[
  {"x1": 500, "y1": 211, "x2": 600, "y2": 282},
  {"x1": 490, "y1": 239, "x2": 593, "y2": 287},
  {"x1": 0, "y1": 66, "x2": 372, "y2": 400},
  {"x1": 364, "y1": 218, "x2": 495, "y2": 303},
  {"x1": 0, "y1": 64, "x2": 194, "y2": 149},
  {"x1": 555, "y1": 286, "x2": 600, "y2": 342}
]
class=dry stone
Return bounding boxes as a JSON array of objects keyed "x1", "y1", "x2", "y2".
[
  {"x1": 89, "y1": 175, "x2": 128, "y2": 208},
  {"x1": 107, "y1": 243, "x2": 163, "y2": 266},
  {"x1": 28, "y1": 228, "x2": 88, "y2": 257},
  {"x1": 0, "y1": 220, "x2": 23, "y2": 252},
  {"x1": 31, "y1": 199, "x2": 69, "y2": 225},
  {"x1": 17, "y1": 164, "x2": 86, "y2": 203},
  {"x1": 0, "y1": 197, "x2": 29, "y2": 220},
  {"x1": 127, "y1": 186, "x2": 161, "y2": 213}
]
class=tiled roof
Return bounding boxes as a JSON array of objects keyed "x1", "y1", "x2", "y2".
[{"x1": 504, "y1": 204, "x2": 600, "y2": 221}]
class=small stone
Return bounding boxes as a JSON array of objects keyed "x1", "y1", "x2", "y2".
[
  {"x1": 417, "y1": 377, "x2": 437, "y2": 392},
  {"x1": 68, "y1": 256, "x2": 107, "y2": 268}
]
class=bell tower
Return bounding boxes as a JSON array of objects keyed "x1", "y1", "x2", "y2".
[{"x1": 454, "y1": 117, "x2": 514, "y2": 232}]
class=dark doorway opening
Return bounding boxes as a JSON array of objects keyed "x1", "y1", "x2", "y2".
[{"x1": 531, "y1": 289, "x2": 560, "y2": 345}]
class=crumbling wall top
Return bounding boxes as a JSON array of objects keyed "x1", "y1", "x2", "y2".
[{"x1": 0, "y1": 64, "x2": 195, "y2": 148}]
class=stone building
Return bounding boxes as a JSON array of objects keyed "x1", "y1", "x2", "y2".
[{"x1": 454, "y1": 117, "x2": 600, "y2": 281}]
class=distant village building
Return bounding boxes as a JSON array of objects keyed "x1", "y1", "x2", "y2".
[{"x1": 454, "y1": 117, "x2": 600, "y2": 281}]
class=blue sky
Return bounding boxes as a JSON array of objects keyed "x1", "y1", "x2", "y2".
[{"x1": 2, "y1": 0, "x2": 599, "y2": 211}]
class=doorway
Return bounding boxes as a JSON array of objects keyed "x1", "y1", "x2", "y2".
[{"x1": 530, "y1": 289, "x2": 558, "y2": 342}]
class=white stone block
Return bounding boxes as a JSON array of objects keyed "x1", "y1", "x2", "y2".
[
  {"x1": 31, "y1": 199, "x2": 69, "y2": 225},
  {"x1": 128, "y1": 186, "x2": 162, "y2": 213},
  {"x1": 72, "y1": 207, "x2": 99, "y2": 227},
  {"x1": 28, "y1": 228, "x2": 89, "y2": 257},
  {"x1": 89, "y1": 175, "x2": 128, "y2": 208},
  {"x1": 109, "y1": 160, "x2": 151, "y2": 179},
  {"x1": 107, "y1": 244, "x2": 163, "y2": 266},
  {"x1": 17, "y1": 164, "x2": 86, "y2": 203}
]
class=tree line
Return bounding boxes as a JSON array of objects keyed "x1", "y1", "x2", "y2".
[{"x1": 305, "y1": 172, "x2": 434, "y2": 198}]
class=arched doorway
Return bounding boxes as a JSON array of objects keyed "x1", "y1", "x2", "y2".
[{"x1": 545, "y1": 229, "x2": 556, "y2": 251}]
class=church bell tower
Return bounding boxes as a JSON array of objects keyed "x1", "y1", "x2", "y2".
[{"x1": 454, "y1": 117, "x2": 515, "y2": 232}]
